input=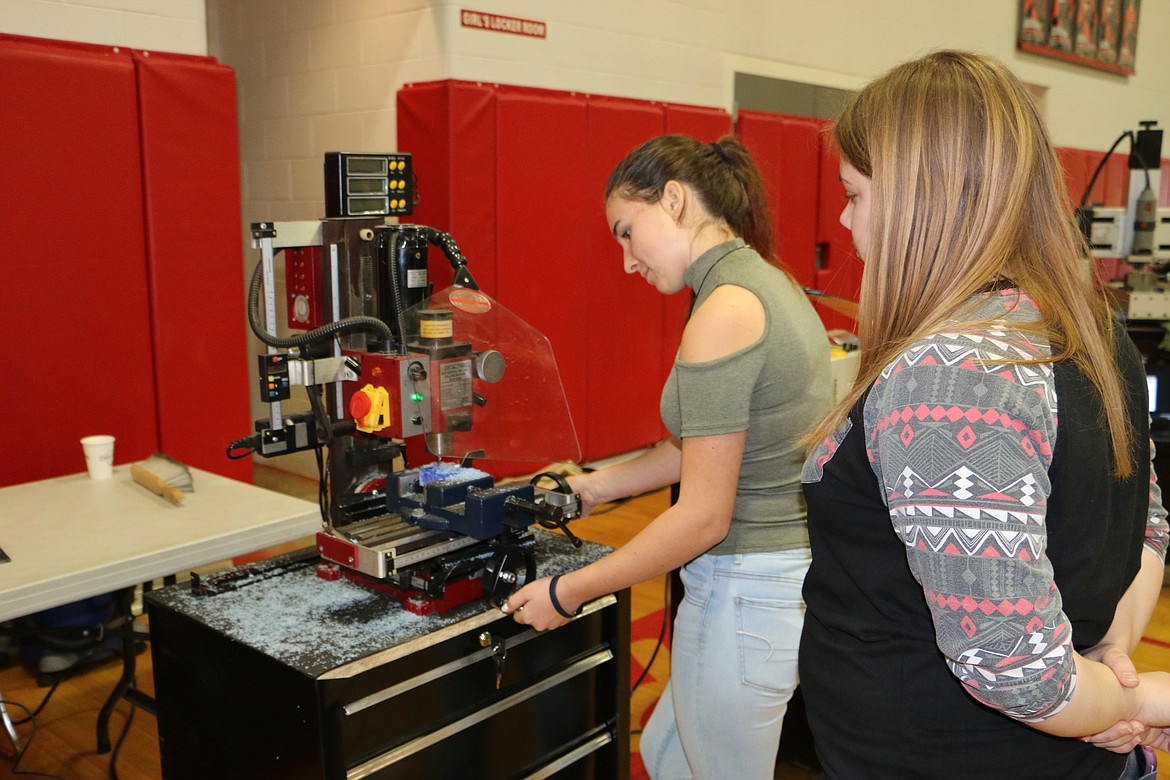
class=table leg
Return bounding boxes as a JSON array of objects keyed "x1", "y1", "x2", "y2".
[{"x1": 95, "y1": 587, "x2": 155, "y2": 754}]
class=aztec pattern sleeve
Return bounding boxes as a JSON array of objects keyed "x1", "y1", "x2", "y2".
[
  {"x1": 1146, "y1": 438, "x2": 1169, "y2": 561},
  {"x1": 863, "y1": 313, "x2": 1078, "y2": 722}
]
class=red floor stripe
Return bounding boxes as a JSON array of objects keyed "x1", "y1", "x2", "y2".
[{"x1": 1140, "y1": 634, "x2": 1170, "y2": 649}]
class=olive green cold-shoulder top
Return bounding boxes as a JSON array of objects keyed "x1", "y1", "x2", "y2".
[{"x1": 660, "y1": 239, "x2": 832, "y2": 555}]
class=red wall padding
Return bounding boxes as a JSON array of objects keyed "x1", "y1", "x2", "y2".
[
  {"x1": 0, "y1": 35, "x2": 157, "y2": 486},
  {"x1": 135, "y1": 50, "x2": 252, "y2": 483},
  {"x1": 401, "y1": 80, "x2": 500, "y2": 293},
  {"x1": 737, "y1": 110, "x2": 820, "y2": 284},
  {"x1": 0, "y1": 34, "x2": 252, "y2": 486},
  {"x1": 738, "y1": 109, "x2": 861, "y2": 336},
  {"x1": 583, "y1": 97, "x2": 671, "y2": 458},
  {"x1": 494, "y1": 86, "x2": 592, "y2": 445},
  {"x1": 398, "y1": 82, "x2": 736, "y2": 465},
  {"x1": 398, "y1": 80, "x2": 1170, "y2": 464}
]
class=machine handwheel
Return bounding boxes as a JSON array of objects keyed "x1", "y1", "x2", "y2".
[{"x1": 484, "y1": 545, "x2": 536, "y2": 607}]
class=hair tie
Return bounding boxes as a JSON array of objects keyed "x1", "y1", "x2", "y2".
[
  {"x1": 710, "y1": 141, "x2": 731, "y2": 163},
  {"x1": 549, "y1": 574, "x2": 583, "y2": 619}
]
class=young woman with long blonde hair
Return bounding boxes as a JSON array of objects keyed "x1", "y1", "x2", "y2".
[{"x1": 800, "y1": 50, "x2": 1169, "y2": 779}]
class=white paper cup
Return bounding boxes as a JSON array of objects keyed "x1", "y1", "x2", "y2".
[{"x1": 81, "y1": 435, "x2": 116, "y2": 480}]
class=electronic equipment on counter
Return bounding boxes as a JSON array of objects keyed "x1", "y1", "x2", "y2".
[
  {"x1": 1077, "y1": 123, "x2": 1170, "y2": 321},
  {"x1": 1079, "y1": 121, "x2": 1165, "y2": 264},
  {"x1": 225, "y1": 153, "x2": 582, "y2": 614}
]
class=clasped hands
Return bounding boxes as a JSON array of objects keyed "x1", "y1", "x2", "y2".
[{"x1": 1082, "y1": 641, "x2": 1170, "y2": 754}]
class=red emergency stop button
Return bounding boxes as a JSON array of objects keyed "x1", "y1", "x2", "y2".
[
  {"x1": 350, "y1": 388, "x2": 373, "y2": 419},
  {"x1": 350, "y1": 383, "x2": 392, "y2": 433}
]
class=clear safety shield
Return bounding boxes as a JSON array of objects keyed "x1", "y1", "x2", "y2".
[{"x1": 401, "y1": 286, "x2": 581, "y2": 464}]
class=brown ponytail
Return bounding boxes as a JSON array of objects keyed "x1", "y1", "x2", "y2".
[{"x1": 606, "y1": 134, "x2": 780, "y2": 266}]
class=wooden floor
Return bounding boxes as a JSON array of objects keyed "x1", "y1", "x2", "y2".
[{"x1": 2, "y1": 464, "x2": 1168, "y2": 779}]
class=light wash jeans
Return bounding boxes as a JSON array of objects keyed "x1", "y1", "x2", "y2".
[{"x1": 640, "y1": 548, "x2": 810, "y2": 780}]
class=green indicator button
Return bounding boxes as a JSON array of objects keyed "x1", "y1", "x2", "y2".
[{"x1": 411, "y1": 392, "x2": 424, "y2": 402}]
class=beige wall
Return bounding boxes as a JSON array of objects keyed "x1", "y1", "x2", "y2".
[
  {"x1": 9, "y1": 0, "x2": 1167, "y2": 224},
  {"x1": 197, "y1": 0, "x2": 1170, "y2": 226},
  {"x1": 1, "y1": 0, "x2": 208, "y2": 55},
  {"x1": 207, "y1": 1, "x2": 444, "y2": 222}
]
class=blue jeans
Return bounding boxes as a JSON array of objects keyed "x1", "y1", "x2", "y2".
[
  {"x1": 640, "y1": 548, "x2": 810, "y2": 780},
  {"x1": 1118, "y1": 746, "x2": 1158, "y2": 780}
]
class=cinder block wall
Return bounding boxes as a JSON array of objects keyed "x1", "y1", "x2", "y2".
[{"x1": 1, "y1": 0, "x2": 207, "y2": 54}]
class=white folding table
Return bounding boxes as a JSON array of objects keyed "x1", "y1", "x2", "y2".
[{"x1": 0, "y1": 464, "x2": 319, "y2": 752}]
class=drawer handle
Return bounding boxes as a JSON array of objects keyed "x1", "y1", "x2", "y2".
[
  {"x1": 342, "y1": 629, "x2": 542, "y2": 716},
  {"x1": 346, "y1": 647, "x2": 614, "y2": 780},
  {"x1": 521, "y1": 727, "x2": 613, "y2": 780},
  {"x1": 321, "y1": 592, "x2": 617, "y2": 680}
]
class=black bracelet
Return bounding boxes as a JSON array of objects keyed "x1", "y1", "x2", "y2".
[{"x1": 548, "y1": 574, "x2": 582, "y2": 619}]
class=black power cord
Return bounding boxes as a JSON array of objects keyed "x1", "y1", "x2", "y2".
[
  {"x1": 1, "y1": 698, "x2": 66, "y2": 779},
  {"x1": 1075, "y1": 129, "x2": 1155, "y2": 247},
  {"x1": 1, "y1": 645, "x2": 124, "y2": 779},
  {"x1": 630, "y1": 572, "x2": 671, "y2": 697},
  {"x1": 1079, "y1": 131, "x2": 1137, "y2": 209},
  {"x1": 629, "y1": 571, "x2": 672, "y2": 740},
  {"x1": 1078, "y1": 130, "x2": 1153, "y2": 209}
]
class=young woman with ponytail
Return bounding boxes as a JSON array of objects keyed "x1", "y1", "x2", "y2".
[{"x1": 503, "y1": 133, "x2": 833, "y2": 779}]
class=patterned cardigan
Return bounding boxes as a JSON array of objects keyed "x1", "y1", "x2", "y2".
[{"x1": 860, "y1": 288, "x2": 1168, "y2": 721}]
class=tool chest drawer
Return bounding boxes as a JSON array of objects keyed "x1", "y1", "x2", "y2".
[{"x1": 146, "y1": 541, "x2": 629, "y2": 780}]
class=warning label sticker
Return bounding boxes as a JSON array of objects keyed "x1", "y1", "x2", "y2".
[{"x1": 448, "y1": 289, "x2": 492, "y2": 314}]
